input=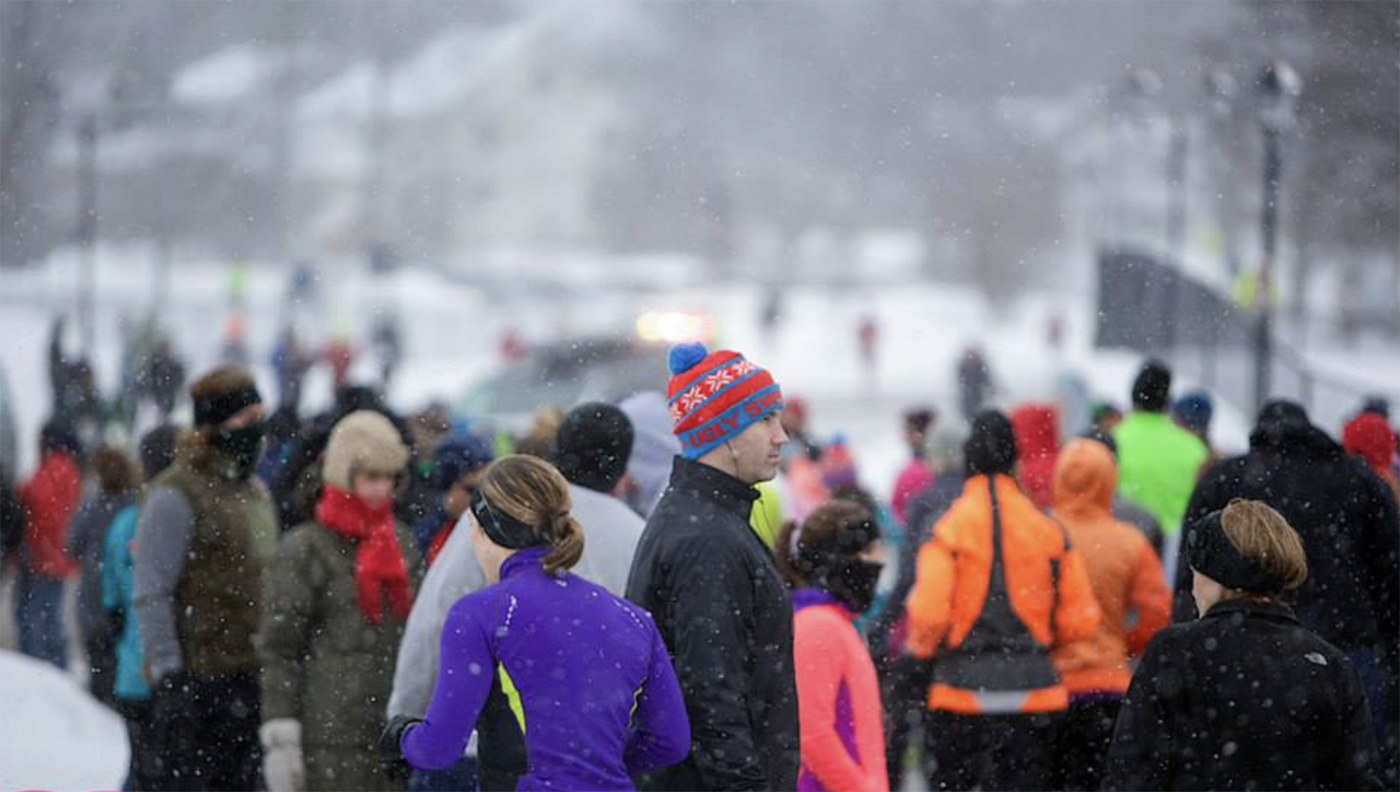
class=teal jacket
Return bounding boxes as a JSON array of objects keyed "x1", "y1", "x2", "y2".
[
  {"x1": 1113, "y1": 411, "x2": 1208, "y2": 535},
  {"x1": 102, "y1": 504, "x2": 151, "y2": 701}
]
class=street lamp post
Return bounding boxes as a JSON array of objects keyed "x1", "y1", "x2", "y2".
[
  {"x1": 76, "y1": 111, "x2": 99, "y2": 358},
  {"x1": 1200, "y1": 68, "x2": 1237, "y2": 391},
  {"x1": 1253, "y1": 61, "x2": 1301, "y2": 410},
  {"x1": 67, "y1": 71, "x2": 173, "y2": 363},
  {"x1": 1164, "y1": 119, "x2": 1187, "y2": 353}
]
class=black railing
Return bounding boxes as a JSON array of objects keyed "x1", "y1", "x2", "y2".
[{"x1": 1094, "y1": 246, "x2": 1399, "y2": 426}]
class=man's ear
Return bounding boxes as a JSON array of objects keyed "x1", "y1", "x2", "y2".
[{"x1": 610, "y1": 472, "x2": 635, "y2": 499}]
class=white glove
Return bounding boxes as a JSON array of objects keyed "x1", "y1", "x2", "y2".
[{"x1": 260, "y1": 718, "x2": 306, "y2": 792}]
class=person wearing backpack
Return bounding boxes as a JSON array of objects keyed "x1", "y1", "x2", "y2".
[{"x1": 905, "y1": 410, "x2": 1101, "y2": 790}]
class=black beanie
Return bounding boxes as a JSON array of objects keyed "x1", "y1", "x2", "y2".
[
  {"x1": 40, "y1": 420, "x2": 83, "y2": 459},
  {"x1": 139, "y1": 424, "x2": 180, "y2": 480},
  {"x1": 1361, "y1": 396, "x2": 1390, "y2": 419},
  {"x1": 1132, "y1": 360, "x2": 1172, "y2": 412},
  {"x1": 190, "y1": 366, "x2": 262, "y2": 427},
  {"x1": 555, "y1": 402, "x2": 635, "y2": 493},
  {"x1": 965, "y1": 409, "x2": 1017, "y2": 476}
]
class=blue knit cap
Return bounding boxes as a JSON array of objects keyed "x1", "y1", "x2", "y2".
[
  {"x1": 434, "y1": 432, "x2": 494, "y2": 491},
  {"x1": 666, "y1": 342, "x2": 783, "y2": 460},
  {"x1": 1173, "y1": 390, "x2": 1214, "y2": 432}
]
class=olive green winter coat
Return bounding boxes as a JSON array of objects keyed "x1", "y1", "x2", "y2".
[{"x1": 257, "y1": 519, "x2": 423, "y2": 792}]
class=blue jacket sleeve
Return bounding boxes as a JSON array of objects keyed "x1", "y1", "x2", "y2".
[
  {"x1": 101, "y1": 506, "x2": 137, "y2": 612},
  {"x1": 401, "y1": 594, "x2": 495, "y2": 770},
  {"x1": 625, "y1": 619, "x2": 691, "y2": 773}
]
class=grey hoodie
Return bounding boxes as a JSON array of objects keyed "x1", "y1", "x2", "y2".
[{"x1": 619, "y1": 392, "x2": 679, "y2": 520}]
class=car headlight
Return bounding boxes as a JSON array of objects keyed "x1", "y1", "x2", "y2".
[{"x1": 636, "y1": 311, "x2": 715, "y2": 344}]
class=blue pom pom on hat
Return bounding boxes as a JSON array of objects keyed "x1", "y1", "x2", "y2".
[{"x1": 668, "y1": 342, "x2": 709, "y2": 375}]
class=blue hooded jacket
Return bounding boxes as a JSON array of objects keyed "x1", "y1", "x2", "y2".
[{"x1": 101, "y1": 504, "x2": 150, "y2": 701}]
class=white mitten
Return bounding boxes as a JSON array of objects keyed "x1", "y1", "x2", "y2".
[{"x1": 260, "y1": 718, "x2": 306, "y2": 792}]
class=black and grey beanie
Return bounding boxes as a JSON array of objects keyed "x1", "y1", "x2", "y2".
[{"x1": 554, "y1": 402, "x2": 635, "y2": 494}]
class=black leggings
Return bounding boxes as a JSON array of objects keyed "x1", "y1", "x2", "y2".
[
  {"x1": 147, "y1": 672, "x2": 262, "y2": 791},
  {"x1": 923, "y1": 710, "x2": 1062, "y2": 791},
  {"x1": 115, "y1": 698, "x2": 163, "y2": 792},
  {"x1": 881, "y1": 655, "x2": 934, "y2": 790},
  {"x1": 1057, "y1": 697, "x2": 1123, "y2": 791}
]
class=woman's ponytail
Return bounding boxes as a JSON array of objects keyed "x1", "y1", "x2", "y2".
[
  {"x1": 544, "y1": 511, "x2": 585, "y2": 574},
  {"x1": 478, "y1": 454, "x2": 587, "y2": 574}
]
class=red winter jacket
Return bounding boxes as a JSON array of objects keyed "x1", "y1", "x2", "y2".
[
  {"x1": 20, "y1": 451, "x2": 82, "y2": 578},
  {"x1": 1012, "y1": 403, "x2": 1061, "y2": 511},
  {"x1": 1343, "y1": 413, "x2": 1400, "y2": 503}
]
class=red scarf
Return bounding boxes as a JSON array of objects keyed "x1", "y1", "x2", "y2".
[
  {"x1": 426, "y1": 517, "x2": 455, "y2": 568},
  {"x1": 315, "y1": 485, "x2": 412, "y2": 625}
]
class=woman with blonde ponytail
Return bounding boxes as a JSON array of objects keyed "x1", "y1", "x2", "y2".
[{"x1": 379, "y1": 455, "x2": 690, "y2": 791}]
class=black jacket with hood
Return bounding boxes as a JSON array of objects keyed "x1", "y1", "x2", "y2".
[
  {"x1": 1104, "y1": 598, "x2": 1382, "y2": 791},
  {"x1": 625, "y1": 456, "x2": 800, "y2": 792},
  {"x1": 1173, "y1": 401, "x2": 1400, "y2": 672}
]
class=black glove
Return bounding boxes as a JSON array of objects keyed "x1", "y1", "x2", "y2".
[{"x1": 378, "y1": 714, "x2": 422, "y2": 780}]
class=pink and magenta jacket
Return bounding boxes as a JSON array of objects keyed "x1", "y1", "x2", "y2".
[{"x1": 792, "y1": 588, "x2": 888, "y2": 792}]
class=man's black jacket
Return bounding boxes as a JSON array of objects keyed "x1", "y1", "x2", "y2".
[{"x1": 626, "y1": 457, "x2": 799, "y2": 791}]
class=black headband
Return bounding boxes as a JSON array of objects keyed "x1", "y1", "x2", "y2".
[
  {"x1": 1187, "y1": 510, "x2": 1285, "y2": 594},
  {"x1": 194, "y1": 385, "x2": 262, "y2": 427},
  {"x1": 471, "y1": 489, "x2": 547, "y2": 550}
]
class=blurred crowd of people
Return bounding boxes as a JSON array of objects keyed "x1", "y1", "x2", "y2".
[{"x1": 0, "y1": 329, "x2": 1396, "y2": 792}]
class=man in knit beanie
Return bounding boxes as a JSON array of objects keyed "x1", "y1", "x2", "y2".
[
  {"x1": 627, "y1": 342, "x2": 799, "y2": 791},
  {"x1": 663, "y1": 342, "x2": 786, "y2": 478}
]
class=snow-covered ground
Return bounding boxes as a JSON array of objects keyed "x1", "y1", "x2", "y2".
[{"x1": 0, "y1": 650, "x2": 129, "y2": 790}]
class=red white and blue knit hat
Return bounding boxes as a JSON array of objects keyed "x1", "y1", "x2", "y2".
[{"x1": 666, "y1": 342, "x2": 784, "y2": 460}]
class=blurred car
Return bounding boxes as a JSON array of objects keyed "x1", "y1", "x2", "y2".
[{"x1": 456, "y1": 336, "x2": 670, "y2": 437}]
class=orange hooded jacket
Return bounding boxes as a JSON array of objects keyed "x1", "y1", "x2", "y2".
[
  {"x1": 905, "y1": 473, "x2": 1100, "y2": 714},
  {"x1": 1049, "y1": 439, "x2": 1171, "y2": 695}
]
